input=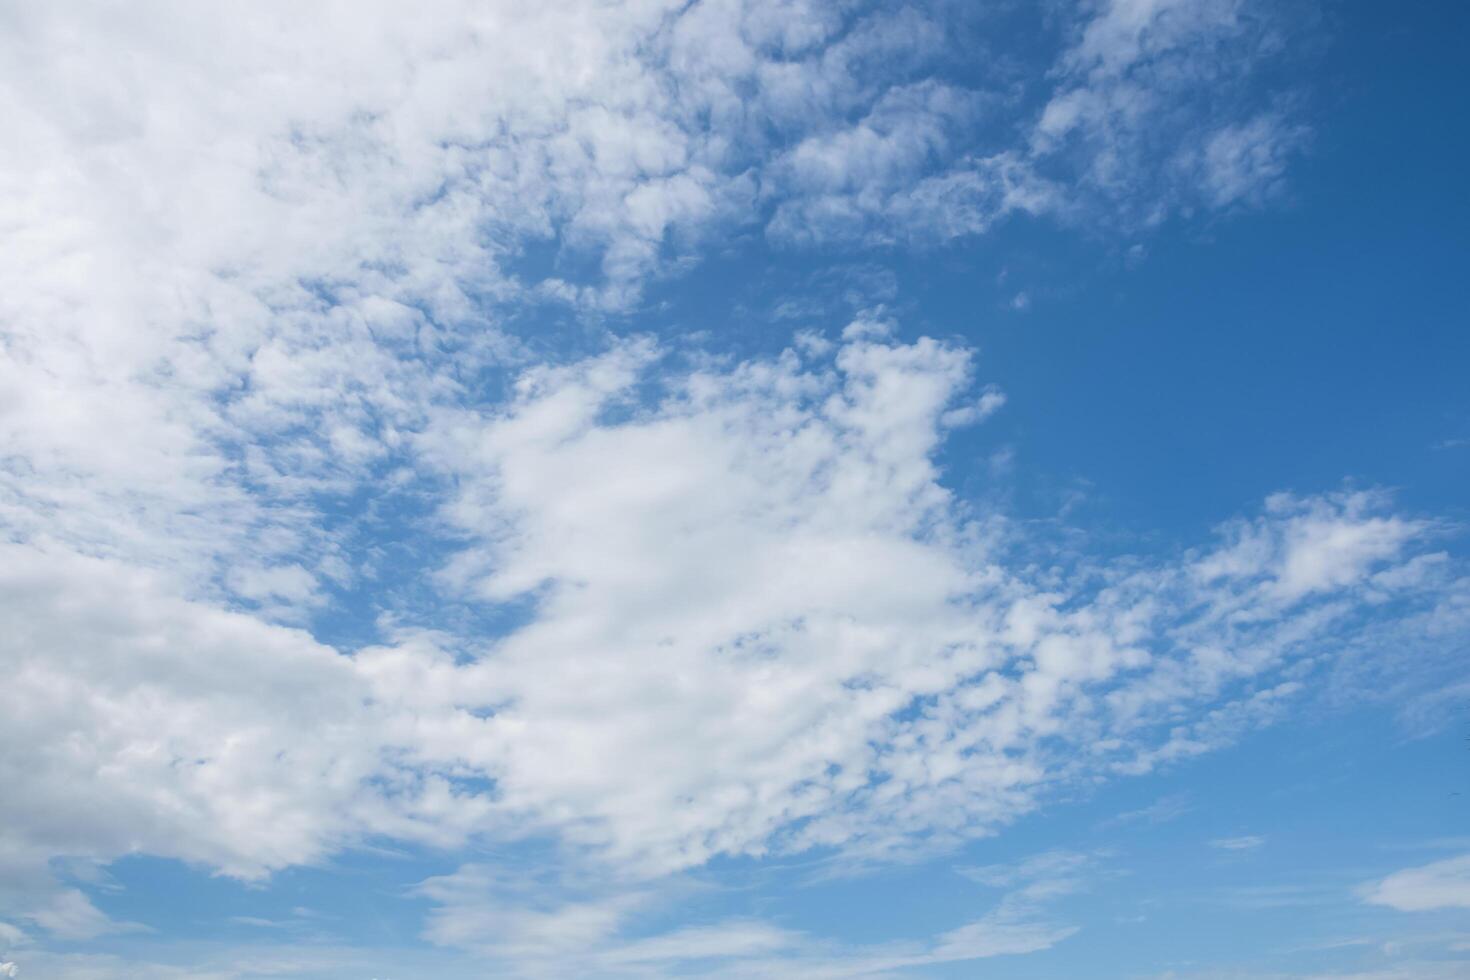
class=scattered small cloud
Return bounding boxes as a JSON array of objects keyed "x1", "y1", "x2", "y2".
[
  {"x1": 943, "y1": 384, "x2": 1007, "y2": 427},
  {"x1": 1214, "y1": 883, "x2": 1338, "y2": 910},
  {"x1": 1099, "y1": 794, "x2": 1192, "y2": 830},
  {"x1": 1209, "y1": 835, "x2": 1266, "y2": 851},
  {"x1": 227, "y1": 916, "x2": 286, "y2": 929}
]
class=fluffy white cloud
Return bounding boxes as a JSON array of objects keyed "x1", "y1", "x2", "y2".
[
  {"x1": 0, "y1": 0, "x2": 865, "y2": 612},
  {"x1": 0, "y1": 546, "x2": 407, "y2": 933},
  {"x1": 0, "y1": 327, "x2": 1463, "y2": 959},
  {"x1": 1363, "y1": 855, "x2": 1470, "y2": 912},
  {"x1": 0, "y1": 0, "x2": 1311, "y2": 622},
  {"x1": 417, "y1": 332, "x2": 1457, "y2": 875}
]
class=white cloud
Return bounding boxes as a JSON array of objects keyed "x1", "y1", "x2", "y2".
[
  {"x1": 1193, "y1": 491, "x2": 1430, "y2": 603},
  {"x1": 1032, "y1": 0, "x2": 1304, "y2": 218},
  {"x1": 416, "y1": 331, "x2": 1458, "y2": 873},
  {"x1": 416, "y1": 864, "x2": 647, "y2": 962},
  {"x1": 411, "y1": 850, "x2": 1081, "y2": 975},
  {"x1": 0, "y1": 324, "x2": 1462, "y2": 947},
  {"x1": 959, "y1": 849, "x2": 1095, "y2": 892},
  {"x1": 943, "y1": 384, "x2": 1008, "y2": 428},
  {"x1": 0, "y1": 0, "x2": 908, "y2": 611},
  {"x1": 1364, "y1": 855, "x2": 1470, "y2": 912},
  {"x1": 599, "y1": 922, "x2": 803, "y2": 967},
  {"x1": 1189, "y1": 114, "x2": 1306, "y2": 207},
  {"x1": 1210, "y1": 835, "x2": 1266, "y2": 850},
  {"x1": 756, "y1": 0, "x2": 1310, "y2": 244},
  {"x1": 1101, "y1": 793, "x2": 1192, "y2": 828},
  {"x1": 0, "y1": 0, "x2": 1313, "y2": 627}
]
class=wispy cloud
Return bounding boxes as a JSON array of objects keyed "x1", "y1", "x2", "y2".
[
  {"x1": 1210, "y1": 835, "x2": 1266, "y2": 851},
  {"x1": 1100, "y1": 793, "x2": 1193, "y2": 829},
  {"x1": 412, "y1": 849, "x2": 1087, "y2": 974}
]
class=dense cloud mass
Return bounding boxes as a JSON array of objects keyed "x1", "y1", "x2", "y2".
[{"x1": 1, "y1": 0, "x2": 1464, "y2": 976}]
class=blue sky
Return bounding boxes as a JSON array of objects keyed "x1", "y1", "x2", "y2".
[{"x1": 1, "y1": 1, "x2": 1467, "y2": 977}]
